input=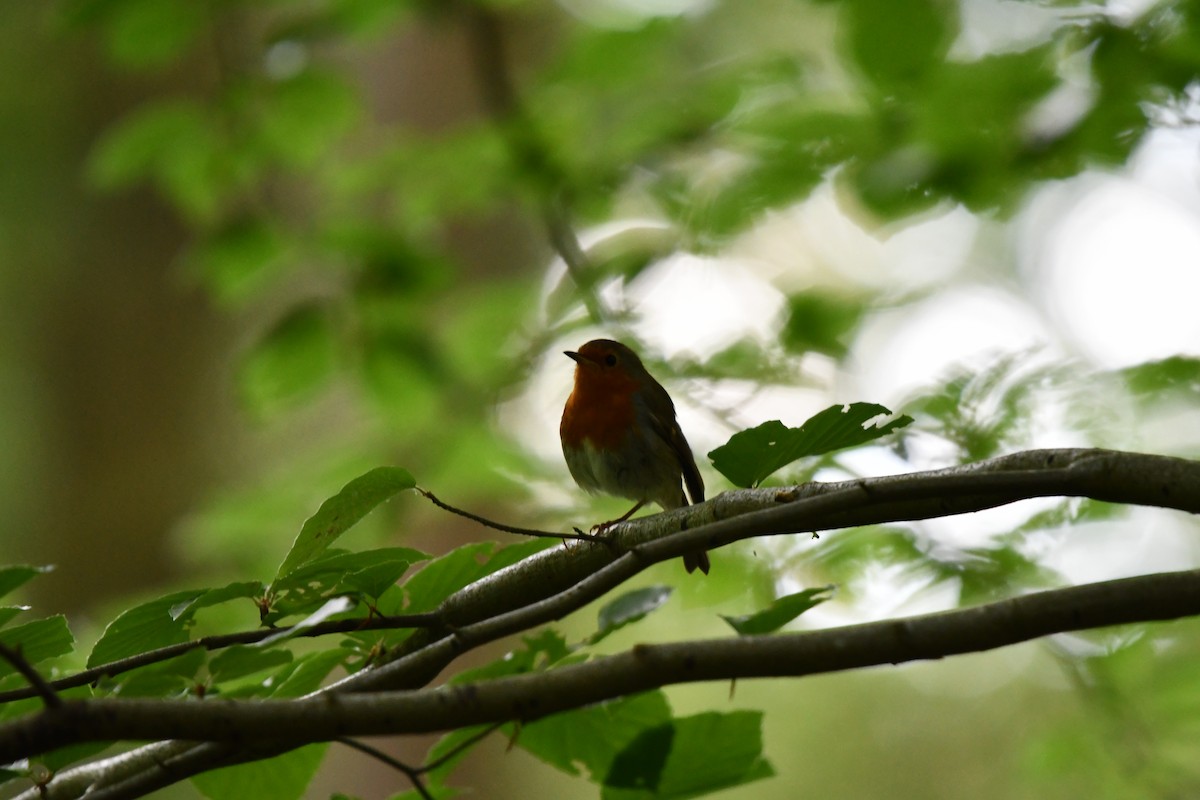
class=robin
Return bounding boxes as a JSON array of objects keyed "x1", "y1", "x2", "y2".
[{"x1": 560, "y1": 339, "x2": 710, "y2": 574}]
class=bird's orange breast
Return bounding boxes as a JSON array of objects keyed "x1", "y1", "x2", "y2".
[{"x1": 560, "y1": 367, "x2": 640, "y2": 451}]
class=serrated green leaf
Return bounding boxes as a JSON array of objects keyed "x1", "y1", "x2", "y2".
[
  {"x1": 602, "y1": 711, "x2": 773, "y2": 799},
  {"x1": 273, "y1": 467, "x2": 416, "y2": 584},
  {"x1": 520, "y1": 691, "x2": 673, "y2": 779},
  {"x1": 267, "y1": 648, "x2": 352, "y2": 698},
  {"x1": 0, "y1": 565, "x2": 53, "y2": 602},
  {"x1": 720, "y1": 587, "x2": 834, "y2": 636},
  {"x1": 169, "y1": 581, "x2": 265, "y2": 621},
  {"x1": 208, "y1": 645, "x2": 293, "y2": 685},
  {"x1": 401, "y1": 542, "x2": 497, "y2": 614},
  {"x1": 88, "y1": 590, "x2": 204, "y2": 668},
  {"x1": 0, "y1": 617, "x2": 74, "y2": 678},
  {"x1": 192, "y1": 743, "x2": 328, "y2": 800},
  {"x1": 451, "y1": 630, "x2": 572, "y2": 687},
  {"x1": 708, "y1": 403, "x2": 913, "y2": 488},
  {"x1": 268, "y1": 547, "x2": 426, "y2": 623},
  {"x1": 109, "y1": 647, "x2": 207, "y2": 698},
  {"x1": 0, "y1": 607, "x2": 29, "y2": 628},
  {"x1": 589, "y1": 586, "x2": 672, "y2": 646}
]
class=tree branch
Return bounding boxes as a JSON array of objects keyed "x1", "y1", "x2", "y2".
[
  {"x1": 0, "y1": 611, "x2": 443, "y2": 705},
  {"x1": 16, "y1": 448, "x2": 1198, "y2": 799},
  {"x1": 3, "y1": 567, "x2": 1199, "y2": 766}
]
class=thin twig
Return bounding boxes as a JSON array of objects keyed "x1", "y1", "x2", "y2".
[
  {"x1": 420, "y1": 722, "x2": 504, "y2": 774},
  {"x1": 460, "y1": 2, "x2": 613, "y2": 324},
  {"x1": 0, "y1": 644, "x2": 61, "y2": 708},
  {"x1": 336, "y1": 738, "x2": 434, "y2": 800},
  {"x1": 0, "y1": 611, "x2": 443, "y2": 706},
  {"x1": 417, "y1": 487, "x2": 608, "y2": 544}
]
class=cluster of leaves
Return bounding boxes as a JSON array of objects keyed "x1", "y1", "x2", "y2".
[{"x1": 0, "y1": 439, "x2": 852, "y2": 798}]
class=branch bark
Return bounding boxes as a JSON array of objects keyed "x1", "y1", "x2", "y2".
[
  {"x1": 10, "y1": 447, "x2": 1198, "y2": 799},
  {"x1": 3, "y1": 567, "x2": 1199, "y2": 764}
]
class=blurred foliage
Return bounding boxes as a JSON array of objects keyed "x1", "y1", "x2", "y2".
[{"x1": 4, "y1": 0, "x2": 1199, "y2": 797}]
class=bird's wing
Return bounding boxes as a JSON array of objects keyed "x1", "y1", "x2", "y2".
[{"x1": 640, "y1": 382, "x2": 705, "y2": 505}]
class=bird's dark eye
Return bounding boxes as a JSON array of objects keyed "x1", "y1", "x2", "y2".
[{"x1": 604, "y1": 353, "x2": 617, "y2": 366}]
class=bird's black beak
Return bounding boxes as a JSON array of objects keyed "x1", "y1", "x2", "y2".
[{"x1": 564, "y1": 350, "x2": 583, "y2": 364}]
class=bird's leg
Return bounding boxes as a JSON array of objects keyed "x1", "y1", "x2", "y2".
[{"x1": 592, "y1": 500, "x2": 645, "y2": 535}]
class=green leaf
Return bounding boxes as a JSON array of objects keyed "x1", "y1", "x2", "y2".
[
  {"x1": 88, "y1": 590, "x2": 204, "y2": 668},
  {"x1": 239, "y1": 303, "x2": 339, "y2": 417},
  {"x1": 272, "y1": 467, "x2": 416, "y2": 584},
  {"x1": 88, "y1": 100, "x2": 229, "y2": 222},
  {"x1": 719, "y1": 587, "x2": 834, "y2": 635},
  {"x1": 451, "y1": 629, "x2": 572, "y2": 685},
  {"x1": 782, "y1": 293, "x2": 868, "y2": 358},
  {"x1": 0, "y1": 565, "x2": 52, "y2": 602},
  {"x1": 0, "y1": 617, "x2": 74, "y2": 678},
  {"x1": 192, "y1": 744, "x2": 328, "y2": 800},
  {"x1": 266, "y1": 648, "x2": 352, "y2": 698},
  {"x1": 256, "y1": 597, "x2": 355, "y2": 647},
  {"x1": 846, "y1": 0, "x2": 955, "y2": 87},
  {"x1": 109, "y1": 647, "x2": 207, "y2": 698},
  {"x1": 423, "y1": 724, "x2": 498, "y2": 785},
  {"x1": 208, "y1": 645, "x2": 293, "y2": 685},
  {"x1": 0, "y1": 607, "x2": 28, "y2": 628},
  {"x1": 708, "y1": 403, "x2": 913, "y2": 488},
  {"x1": 602, "y1": 711, "x2": 773, "y2": 798},
  {"x1": 589, "y1": 586, "x2": 672, "y2": 646},
  {"x1": 96, "y1": 0, "x2": 206, "y2": 69},
  {"x1": 400, "y1": 542, "x2": 497, "y2": 614},
  {"x1": 519, "y1": 691, "x2": 673, "y2": 779},
  {"x1": 187, "y1": 218, "x2": 287, "y2": 307},
  {"x1": 1118, "y1": 355, "x2": 1200, "y2": 399},
  {"x1": 169, "y1": 581, "x2": 265, "y2": 621},
  {"x1": 267, "y1": 546, "x2": 427, "y2": 624},
  {"x1": 250, "y1": 70, "x2": 359, "y2": 167}
]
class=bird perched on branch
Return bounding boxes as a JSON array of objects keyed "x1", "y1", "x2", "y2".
[{"x1": 559, "y1": 339, "x2": 709, "y2": 574}]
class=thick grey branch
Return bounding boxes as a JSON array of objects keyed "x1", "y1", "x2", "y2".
[
  {"x1": 3, "y1": 567, "x2": 1199, "y2": 766},
  {"x1": 16, "y1": 448, "x2": 1199, "y2": 799}
]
